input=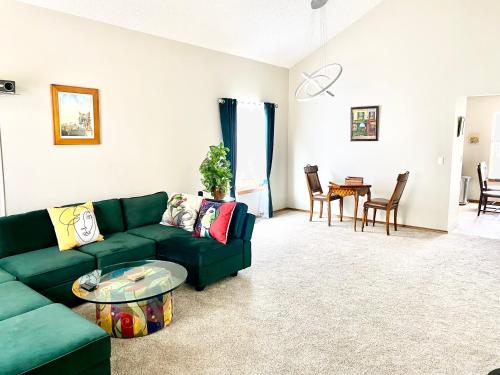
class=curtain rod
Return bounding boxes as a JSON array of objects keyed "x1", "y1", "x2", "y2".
[{"x1": 218, "y1": 98, "x2": 278, "y2": 108}]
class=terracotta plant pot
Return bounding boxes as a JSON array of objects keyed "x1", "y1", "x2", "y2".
[{"x1": 212, "y1": 188, "x2": 225, "y2": 201}]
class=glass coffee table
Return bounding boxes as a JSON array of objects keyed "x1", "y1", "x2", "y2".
[{"x1": 72, "y1": 260, "x2": 187, "y2": 338}]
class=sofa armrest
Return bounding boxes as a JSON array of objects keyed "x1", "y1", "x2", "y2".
[{"x1": 242, "y1": 214, "x2": 256, "y2": 241}]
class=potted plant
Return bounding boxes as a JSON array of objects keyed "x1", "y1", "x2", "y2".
[{"x1": 199, "y1": 143, "x2": 232, "y2": 200}]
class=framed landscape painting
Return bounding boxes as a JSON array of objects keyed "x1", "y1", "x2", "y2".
[
  {"x1": 350, "y1": 106, "x2": 379, "y2": 141},
  {"x1": 51, "y1": 84, "x2": 100, "y2": 145}
]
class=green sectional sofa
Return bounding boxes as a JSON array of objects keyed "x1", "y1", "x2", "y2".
[
  {"x1": 0, "y1": 276, "x2": 111, "y2": 375},
  {"x1": 0, "y1": 191, "x2": 255, "y2": 374}
]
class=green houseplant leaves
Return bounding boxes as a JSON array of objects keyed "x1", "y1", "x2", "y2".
[{"x1": 199, "y1": 143, "x2": 232, "y2": 199}]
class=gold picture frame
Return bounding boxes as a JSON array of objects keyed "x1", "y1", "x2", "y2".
[{"x1": 51, "y1": 84, "x2": 100, "y2": 145}]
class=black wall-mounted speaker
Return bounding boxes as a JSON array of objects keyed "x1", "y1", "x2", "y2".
[{"x1": 0, "y1": 80, "x2": 15, "y2": 94}]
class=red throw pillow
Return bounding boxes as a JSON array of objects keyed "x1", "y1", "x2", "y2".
[{"x1": 193, "y1": 200, "x2": 237, "y2": 244}]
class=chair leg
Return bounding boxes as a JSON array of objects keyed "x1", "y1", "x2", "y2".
[
  {"x1": 372, "y1": 208, "x2": 377, "y2": 226},
  {"x1": 478, "y1": 195, "x2": 482, "y2": 216},
  {"x1": 339, "y1": 198, "x2": 343, "y2": 222},
  {"x1": 319, "y1": 201, "x2": 323, "y2": 218},
  {"x1": 309, "y1": 199, "x2": 314, "y2": 221},
  {"x1": 362, "y1": 206, "x2": 367, "y2": 232},
  {"x1": 394, "y1": 207, "x2": 398, "y2": 231},
  {"x1": 483, "y1": 197, "x2": 487, "y2": 213},
  {"x1": 327, "y1": 200, "x2": 332, "y2": 226},
  {"x1": 385, "y1": 210, "x2": 390, "y2": 236}
]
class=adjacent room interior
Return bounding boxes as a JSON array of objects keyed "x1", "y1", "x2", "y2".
[
  {"x1": 452, "y1": 95, "x2": 500, "y2": 239},
  {"x1": 0, "y1": 0, "x2": 499, "y2": 374}
]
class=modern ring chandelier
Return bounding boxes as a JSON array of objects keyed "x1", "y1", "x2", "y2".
[{"x1": 295, "y1": 0, "x2": 343, "y2": 102}]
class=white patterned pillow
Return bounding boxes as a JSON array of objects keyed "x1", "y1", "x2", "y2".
[{"x1": 161, "y1": 193, "x2": 203, "y2": 232}]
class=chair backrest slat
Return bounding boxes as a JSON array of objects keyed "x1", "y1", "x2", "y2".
[
  {"x1": 304, "y1": 165, "x2": 323, "y2": 195},
  {"x1": 389, "y1": 171, "x2": 409, "y2": 205},
  {"x1": 478, "y1": 161, "x2": 488, "y2": 192}
]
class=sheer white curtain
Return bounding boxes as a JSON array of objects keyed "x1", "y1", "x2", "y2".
[{"x1": 235, "y1": 103, "x2": 270, "y2": 218}]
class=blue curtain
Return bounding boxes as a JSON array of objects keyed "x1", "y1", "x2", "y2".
[
  {"x1": 219, "y1": 98, "x2": 237, "y2": 197},
  {"x1": 264, "y1": 102, "x2": 275, "y2": 217}
]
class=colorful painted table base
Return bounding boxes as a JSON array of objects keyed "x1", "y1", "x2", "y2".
[
  {"x1": 73, "y1": 260, "x2": 187, "y2": 339},
  {"x1": 96, "y1": 292, "x2": 172, "y2": 338}
]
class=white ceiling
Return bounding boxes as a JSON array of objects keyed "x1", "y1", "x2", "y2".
[{"x1": 18, "y1": 0, "x2": 383, "y2": 68}]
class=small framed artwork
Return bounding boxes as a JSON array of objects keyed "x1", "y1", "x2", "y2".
[
  {"x1": 351, "y1": 106, "x2": 379, "y2": 141},
  {"x1": 469, "y1": 133, "x2": 480, "y2": 144},
  {"x1": 457, "y1": 116, "x2": 465, "y2": 137},
  {"x1": 51, "y1": 84, "x2": 100, "y2": 145}
]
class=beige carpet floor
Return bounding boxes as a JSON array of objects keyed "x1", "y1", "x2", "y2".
[{"x1": 74, "y1": 210, "x2": 500, "y2": 375}]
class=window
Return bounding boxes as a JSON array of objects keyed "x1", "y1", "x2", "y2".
[
  {"x1": 235, "y1": 103, "x2": 270, "y2": 217},
  {"x1": 489, "y1": 112, "x2": 500, "y2": 179}
]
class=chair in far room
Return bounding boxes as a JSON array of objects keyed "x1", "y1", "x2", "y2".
[
  {"x1": 477, "y1": 161, "x2": 500, "y2": 216},
  {"x1": 361, "y1": 171, "x2": 409, "y2": 235},
  {"x1": 304, "y1": 165, "x2": 343, "y2": 223}
]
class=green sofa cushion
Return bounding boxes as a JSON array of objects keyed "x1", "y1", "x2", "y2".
[
  {"x1": 195, "y1": 254, "x2": 246, "y2": 287},
  {"x1": 42, "y1": 279, "x2": 84, "y2": 306},
  {"x1": 242, "y1": 214, "x2": 256, "y2": 241},
  {"x1": 0, "y1": 246, "x2": 95, "y2": 291},
  {"x1": 78, "y1": 232, "x2": 156, "y2": 269},
  {"x1": 0, "y1": 209, "x2": 57, "y2": 258},
  {"x1": 0, "y1": 281, "x2": 51, "y2": 321},
  {"x1": 157, "y1": 238, "x2": 243, "y2": 267},
  {"x1": 121, "y1": 192, "x2": 168, "y2": 230},
  {"x1": 146, "y1": 227, "x2": 243, "y2": 267},
  {"x1": 127, "y1": 223, "x2": 192, "y2": 242},
  {"x1": 77, "y1": 361, "x2": 111, "y2": 375},
  {"x1": 129, "y1": 225, "x2": 244, "y2": 267},
  {"x1": 93, "y1": 198, "x2": 125, "y2": 235},
  {"x1": 0, "y1": 267, "x2": 15, "y2": 284},
  {"x1": 0, "y1": 303, "x2": 110, "y2": 375},
  {"x1": 228, "y1": 203, "x2": 248, "y2": 239}
]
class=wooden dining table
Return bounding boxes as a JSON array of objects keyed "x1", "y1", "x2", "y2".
[{"x1": 327, "y1": 182, "x2": 372, "y2": 231}]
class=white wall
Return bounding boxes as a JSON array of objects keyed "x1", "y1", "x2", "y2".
[
  {"x1": 448, "y1": 97, "x2": 467, "y2": 229},
  {"x1": 0, "y1": 0, "x2": 288, "y2": 214},
  {"x1": 288, "y1": 0, "x2": 500, "y2": 231},
  {"x1": 462, "y1": 96, "x2": 500, "y2": 200},
  {"x1": 0, "y1": 127, "x2": 5, "y2": 217}
]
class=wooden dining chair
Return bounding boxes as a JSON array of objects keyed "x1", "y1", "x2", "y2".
[
  {"x1": 477, "y1": 161, "x2": 500, "y2": 216},
  {"x1": 361, "y1": 171, "x2": 409, "y2": 235},
  {"x1": 304, "y1": 165, "x2": 343, "y2": 223}
]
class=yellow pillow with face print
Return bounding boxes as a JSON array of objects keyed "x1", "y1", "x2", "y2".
[{"x1": 47, "y1": 202, "x2": 104, "y2": 251}]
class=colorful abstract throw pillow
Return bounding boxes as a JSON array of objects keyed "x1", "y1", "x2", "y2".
[
  {"x1": 161, "y1": 193, "x2": 203, "y2": 232},
  {"x1": 47, "y1": 202, "x2": 104, "y2": 251},
  {"x1": 193, "y1": 199, "x2": 237, "y2": 244}
]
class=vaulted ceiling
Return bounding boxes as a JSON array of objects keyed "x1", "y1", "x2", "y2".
[{"x1": 19, "y1": 0, "x2": 383, "y2": 68}]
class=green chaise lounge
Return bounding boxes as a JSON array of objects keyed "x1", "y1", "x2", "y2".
[{"x1": 0, "y1": 272, "x2": 111, "y2": 375}]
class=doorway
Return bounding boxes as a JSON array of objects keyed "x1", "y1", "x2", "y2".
[{"x1": 450, "y1": 95, "x2": 500, "y2": 239}]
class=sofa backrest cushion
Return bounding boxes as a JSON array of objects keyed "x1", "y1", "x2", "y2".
[
  {"x1": 121, "y1": 192, "x2": 168, "y2": 230},
  {"x1": 93, "y1": 199, "x2": 125, "y2": 235},
  {"x1": 0, "y1": 209, "x2": 57, "y2": 258},
  {"x1": 228, "y1": 202, "x2": 248, "y2": 239},
  {"x1": 242, "y1": 213, "x2": 256, "y2": 242}
]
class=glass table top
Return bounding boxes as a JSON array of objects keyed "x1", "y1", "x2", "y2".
[{"x1": 72, "y1": 260, "x2": 188, "y2": 304}]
